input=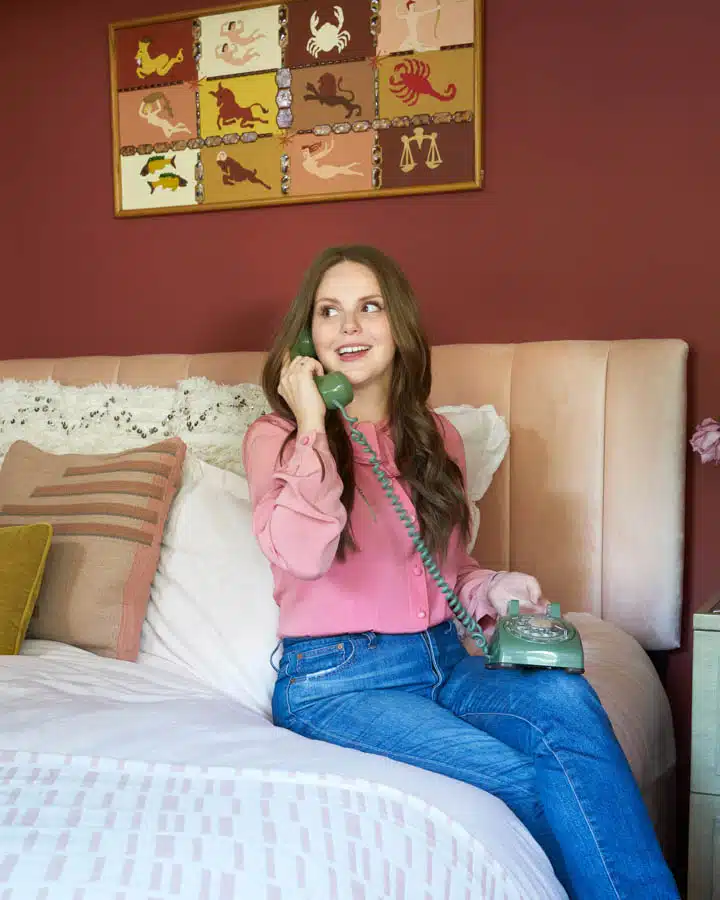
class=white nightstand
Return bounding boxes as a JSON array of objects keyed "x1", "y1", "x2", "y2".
[{"x1": 688, "y1": 594, "x2": 720, "y2": 899}]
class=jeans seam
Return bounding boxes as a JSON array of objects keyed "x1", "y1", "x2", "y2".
[
  {"x1": 284, "y1": 707, "x2": 538, "y2": 804},
  {"x1": 460, "y1": 710, "x2": 621, "y2": 900},
  {"x1": 420, "y1": 630, "x2": 443, "y2": 701}
]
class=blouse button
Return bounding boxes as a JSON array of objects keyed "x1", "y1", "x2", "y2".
[
  {"x1": 300, "y1": 436, "x2": 310, "y2": 445},
  {"x1": 413, "y1": 564, "x2": 423, "y2": 576},
  {"x1": 417, "y1": 610, "x2": 427, "y2": 619}
]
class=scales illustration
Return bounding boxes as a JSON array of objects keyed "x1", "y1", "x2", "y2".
[{"x1": 399, "y1": 127, "x2": 442, "y2": 173}]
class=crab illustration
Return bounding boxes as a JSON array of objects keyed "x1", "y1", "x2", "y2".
[{"x1": 306, "y1": 6, "x2": 351, "y2": 57}]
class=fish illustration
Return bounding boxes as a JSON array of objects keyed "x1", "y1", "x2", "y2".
[
  {"x1": 140, "y1": 154, "x2": 177, "y2": 177},
  {"x1": 149, "y1": 172, "x2": 188, "y2": 193}
]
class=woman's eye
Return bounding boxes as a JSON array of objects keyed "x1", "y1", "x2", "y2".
[
  {"x1": 364, "y1": 302, "x2": 382, "y2": 313},
  {"x1": 319, "y1": 306, "x2": 338, "y2": 317}
]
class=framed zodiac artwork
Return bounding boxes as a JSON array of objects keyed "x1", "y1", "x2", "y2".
[{"x1": 108, "y1": 0, "x2": 483, "y2": 217}]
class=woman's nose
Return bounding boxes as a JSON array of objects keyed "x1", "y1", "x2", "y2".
[{"x1": 341, "y1": 317, "x2": 360, "y2": 333}]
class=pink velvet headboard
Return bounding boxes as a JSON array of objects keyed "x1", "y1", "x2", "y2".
[{"x1": 0, "y1": 339, "x2": 688, "y2": 650}]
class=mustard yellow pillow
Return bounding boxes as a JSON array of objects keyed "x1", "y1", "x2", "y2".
[{"x1": 0, "y1": 523, "x2": 53, "y2": 655}]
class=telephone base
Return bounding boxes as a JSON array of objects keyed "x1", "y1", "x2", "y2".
[{"x1": 484, "y1": 600, "x2": 585, "y2": 675}]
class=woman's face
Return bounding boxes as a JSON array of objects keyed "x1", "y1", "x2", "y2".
[{"x1": 311, "y1": 260, "x2": 396, "y2": 393}]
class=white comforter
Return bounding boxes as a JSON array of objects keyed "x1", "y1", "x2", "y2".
[{"x1": 0, "y1": 640, "x2": 566, "y2": 899}]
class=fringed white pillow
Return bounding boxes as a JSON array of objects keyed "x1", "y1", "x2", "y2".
[
  {"x1": 0, "y1": 379, "x2": 176, "y2": 468},
  {"x1": 170, "y1": 377, "x2": 270, "y2": 474}
]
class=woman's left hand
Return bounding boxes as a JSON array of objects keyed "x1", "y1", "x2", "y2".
[{"x1": 486, "y1": 571, "x2": 547, "y2": 617}]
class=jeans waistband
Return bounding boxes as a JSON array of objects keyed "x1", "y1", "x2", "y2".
[
  {"x1": 280, "y1": 620, "x2": 455, "y2": 651},
  {"x1": 281, "y1": 630, "x2": 375, "y2": 651}
]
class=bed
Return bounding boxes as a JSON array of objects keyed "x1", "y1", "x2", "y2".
[{"x1": 0, "y1": 339, "x2": 688, "y2": 899}]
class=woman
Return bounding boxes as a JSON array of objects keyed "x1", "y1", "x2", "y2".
[{"x1": 242, "y1": 244, "x2": 679, "y2": 899}]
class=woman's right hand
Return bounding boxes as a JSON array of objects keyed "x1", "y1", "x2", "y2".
[{"x1": 278, "y1": 351, "x2": 327, "y2": 433}]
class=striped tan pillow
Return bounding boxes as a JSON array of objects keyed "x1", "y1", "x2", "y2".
[{"x1": 0, "y1": 438, "x2": 186, "y2": 660}]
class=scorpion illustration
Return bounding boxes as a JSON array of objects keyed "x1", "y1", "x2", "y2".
[{"x1": 388, "y1": 58, "x2": 457, "y2": 106}]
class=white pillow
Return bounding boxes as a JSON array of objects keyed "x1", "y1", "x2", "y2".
[
  {"x1": 435, "y1": 404, "x2": 510, "y2": 547},
  {"x1": 140, "y1": 454, "x2": 279, "y2": 718},
  {"x1": 436, "y1": 404, "x2": 509, "y2": 502}
]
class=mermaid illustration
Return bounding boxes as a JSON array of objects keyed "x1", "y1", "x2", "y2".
[{"x1": 300, "y1": 139, "x2": 364, "y2": 179}]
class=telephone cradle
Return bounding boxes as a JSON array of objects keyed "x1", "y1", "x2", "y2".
[{"x1": 289, "y1": 327, "x2": 585, "y2": 675}]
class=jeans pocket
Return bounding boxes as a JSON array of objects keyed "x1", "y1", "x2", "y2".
[
  {"x1": 279, "y1": 639, "x2": 357, "y2": 722},
  {"x1": 287, "y1": 639, "x2": 355, "y2": 680}
]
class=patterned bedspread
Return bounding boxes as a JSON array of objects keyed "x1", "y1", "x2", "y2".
[{"x1": 0, "y1": 749, "x2": 528, "y2": 899}]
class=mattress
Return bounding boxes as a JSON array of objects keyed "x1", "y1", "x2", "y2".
[
  {"x1": 0, "y1": 640, "x2": 566, "y2": 899},
  {"x1": 0, "y1": 611, "x2": 674, "y2": 899}
]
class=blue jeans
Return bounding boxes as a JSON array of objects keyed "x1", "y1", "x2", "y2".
[{"x1": 272, "y1": 621, "x2": 679, "y2": 900}]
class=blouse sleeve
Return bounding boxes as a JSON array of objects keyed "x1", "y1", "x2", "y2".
[{"x1": 242, "y1": 416, "x2": 347, "y2": 580}]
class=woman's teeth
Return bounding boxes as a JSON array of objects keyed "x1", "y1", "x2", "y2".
[{"x1": 338, "y1": 346, "x2": 370, "y2": 357}]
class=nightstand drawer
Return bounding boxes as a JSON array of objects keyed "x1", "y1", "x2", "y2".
[{"x1": 692, "y1": 629, "x2": 720, "y2": 795}]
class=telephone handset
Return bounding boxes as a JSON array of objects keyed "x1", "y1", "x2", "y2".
[
  {"x1": 290, "y1": 328, "x2": 354, "y2": 410},
  {"x1": 287, "y1": 327, "x2": 584, "y2": 672}
]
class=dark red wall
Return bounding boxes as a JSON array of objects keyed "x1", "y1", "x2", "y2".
[{"x1": 2, "y1": 0, "x2": 718, "y2": 878}]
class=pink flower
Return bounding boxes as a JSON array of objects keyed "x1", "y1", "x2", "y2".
[{"x1": 690, "y1": 417, "x2": 720, "y2": 464}]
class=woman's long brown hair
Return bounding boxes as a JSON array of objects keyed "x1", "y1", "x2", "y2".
[{"x1": 262, "y1": 245, "x2": 470, "y2": 561}]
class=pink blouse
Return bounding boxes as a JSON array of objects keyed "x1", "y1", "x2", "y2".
[{"x1": 242, "y1": 412, "x2": 498, "y2": 639}]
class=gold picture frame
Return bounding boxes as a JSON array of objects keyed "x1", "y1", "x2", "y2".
[{"x1": 108, "y1": 0, "x2": 484, "y2": 217}]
